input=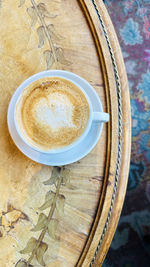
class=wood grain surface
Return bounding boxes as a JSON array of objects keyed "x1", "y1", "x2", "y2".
[{"x1": 0, "y1": 0, "x2": 131, "y2": 266}]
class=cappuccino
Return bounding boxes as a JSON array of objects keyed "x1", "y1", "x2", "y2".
[{"x1": 15, "y1": 77, "x2": 89, "y2": 151}]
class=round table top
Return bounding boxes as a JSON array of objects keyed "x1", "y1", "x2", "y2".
[{"x1": 0, "y1": 0, "x2": 131, "y2": 266}]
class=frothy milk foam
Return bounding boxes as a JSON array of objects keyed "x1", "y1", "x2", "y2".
[
  {"x1": 34, "y1": 93, "x2": 75, "y2": 130},
  {"x1": 15, "y1": 77, "x2": 89, "y2": 151}
]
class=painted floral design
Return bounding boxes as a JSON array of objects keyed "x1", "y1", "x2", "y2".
[
  {"x1": 138, "y1": 70, "x2": 150, "y2": 102},
  {"x1": 143, "y1": 16, "x2": 150, "y2": 39},
  {"x1": 103, "y1": 0, "x2": 150, "y2": 266},
  {"x1": 144, "y1": 49, "x2": 150, "y2": 67},
  {"x1": 122, "y1": 0, "x2": 135, "y2": 15},
  {"x1": 131, "y1": 99, "x2": 150, "y2": 136},
  {"x1": 120, "y1": 18, "x2": 143, "y2": 45},
  {"x1": 125, "y1": 60, "x2": 137, "y2": 75}
]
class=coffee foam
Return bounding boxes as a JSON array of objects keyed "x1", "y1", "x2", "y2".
[
  {"x1": 34, "y1": 93, "x2": 75, "y2": 130},
  {"x1": 16, "y1": 77, "x2": 89, "y2": 150}
]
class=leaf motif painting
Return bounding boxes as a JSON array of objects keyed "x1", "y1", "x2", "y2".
[
  {"x1": 27, "y1": 6, "x2": 37, "y2": 27},
  {"x1": 18, "y1": 0, "x2": 25, "y2": 7},
  {"x1": 15, "y1": 166, "x2": 75, "y2": 266},
  {"x1": 37, "y1": 26, "x2": 45, "y2": 48},
  {"x1": 19, "y1": 0, "x2": 71, "y2": 69},
  {"x1": 31, "y1": 213, "x2": 48, "y2": 231},
  {"x1": 37, "y1": 3, "x2": 56, "y2": 18},
  {"x1": 35, "y1": 241, "x2": 48, "y2": 266},
  {"x1": 43, "y1": 50, "x2": 54, "y2": 69},
  {"x1": 20, "y1": 237, "x2": 38, "y2": 254}
]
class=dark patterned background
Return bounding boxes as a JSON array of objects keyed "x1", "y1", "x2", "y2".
[{"x1": 103, "y1": 1, "x2": 150, "y2": 267}]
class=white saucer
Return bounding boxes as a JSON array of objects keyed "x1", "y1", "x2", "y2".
[{"x1": 7, "y1": 70, "x2": 104, "y2": 166}]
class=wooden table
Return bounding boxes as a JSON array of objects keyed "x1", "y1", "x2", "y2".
[{"x1": 0, "y1": 0, "x2": 131, "y2": 266}]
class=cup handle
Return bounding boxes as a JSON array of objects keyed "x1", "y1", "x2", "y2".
[{"x1": 93, "y1": 112, "x2": 109, "y2": 122}]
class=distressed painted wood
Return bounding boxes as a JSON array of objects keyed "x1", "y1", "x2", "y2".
[{"x1": 0, "y1": 0, "x2": 131, "y2": 266}]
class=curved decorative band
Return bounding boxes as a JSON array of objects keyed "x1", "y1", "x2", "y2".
[{"x1": 90, "y1": 1, "x2": 123, "y2": 266}]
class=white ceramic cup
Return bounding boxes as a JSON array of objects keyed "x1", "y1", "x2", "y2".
[{"x1": 9, "y1": 70, "x2": 109, "y2": 155}]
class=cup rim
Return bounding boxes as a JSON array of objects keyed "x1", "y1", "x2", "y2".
[{"x1": 14, "y1": 70, "x2": 95, "y2": 154}]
